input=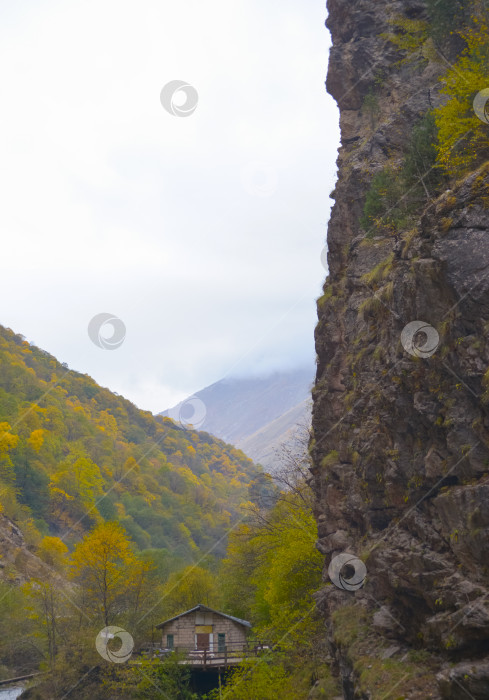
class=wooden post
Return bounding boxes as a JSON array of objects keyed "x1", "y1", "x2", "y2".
[
  {"x1": 225, "y1": 645, "x2": 227, "y2": 665},
  {"x1": 204, "y1": 648, "x2": 207, "y2": 668}
]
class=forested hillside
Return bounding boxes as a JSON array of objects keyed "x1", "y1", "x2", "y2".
[{"x1": 0, "y1": 324, "x2": 269, "y2": 570}]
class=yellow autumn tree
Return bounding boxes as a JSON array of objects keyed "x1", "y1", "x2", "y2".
[
  {"x1": 70, "y1": 521, "x2": 151, "y2": 626},
  {"x1": 27, "y1": 428, "x2": 45, "y2": 452},
  {"x1": 50, "y1": 455, "x2": 104, "y2": 517},
  {"x1": 434, "y1": 18, "x2": 489, "y2": 175},
  {"x1": 37, "y1": 536, "x2": 69, "y2": 571},
  {"x1": 0, "y1": 422, "x2": 19, "y2": 485},
  {"x1": 0, "y1": 422, "x2": 19, "y2": 452}
]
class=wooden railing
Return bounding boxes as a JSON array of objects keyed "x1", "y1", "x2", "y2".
[{"x1": 139, "y1": 641, "x2": 273, "y2": 668}]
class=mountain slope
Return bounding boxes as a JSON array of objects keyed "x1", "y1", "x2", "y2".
[
  {"x1": 237, "y1": 398, "x2": 311, "y2": 471},
  {"x1": 161, "y1": 368, "x2": 313, "y2": 469},
  {"x1": 0, "y1": 325, "x2": 267, "y2": 568}
]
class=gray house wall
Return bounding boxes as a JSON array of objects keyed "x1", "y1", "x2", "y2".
[{"x1": 159, "y1": 610, "x2": 248, "y2": 651}]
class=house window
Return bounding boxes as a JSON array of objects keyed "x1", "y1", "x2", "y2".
[
  {"x1": 196, "y1": 612, "x2": 213, "y2": 625},
  {"x1": 167, "y1": 634, "x2": 174, "y2": 649},
  {"x1": 218, "y1": 633, "x2": 226, "y2": 652}
]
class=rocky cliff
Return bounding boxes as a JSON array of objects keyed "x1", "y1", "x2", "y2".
[
  {"x1": 0, "y1": 514, "x2": 52, "y2": 583},
  {"x1": 311, "y1": 1, "x2": 489, "y2": 698}
]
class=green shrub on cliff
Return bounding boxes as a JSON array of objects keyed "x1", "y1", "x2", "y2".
[
  {"x1": 426, "y1": 0, "x2": 470, "y2": 43},
  {"x1": 361, "y1": 112, "x2": 444, "y2": 236}
]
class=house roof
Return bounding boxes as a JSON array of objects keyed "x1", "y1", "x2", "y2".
[{"x1": 155, "y1": 603, "x2": 252, "y2": 629}]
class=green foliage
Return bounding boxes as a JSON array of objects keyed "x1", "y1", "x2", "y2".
[
  {"x1": 105, "y1": 655, "x2": 198, "y2": 699},
  {"x1": 159, "y1": 565, "x2": 220, "y2": 618},
  {"x1": 0, "y1": 581, "x2": 39, "y2": 679},
  {"x1": 217, "y1": 469, "x2": 336, "y2": 698},
  {"x1": 360, "y1": 168, "x2": 408, "y2": 236},
  {"x1": 207, "y1": 659, "x2": 300, "y2": 700},
  {"x1": 403, "y1": 112, "x2": 443, "y2": 190},
  {"x1": 361, "y1": 112, "x2": 445, "y2": 236},
  {"x1": 426, "y1": 0, "x2": 470, "y2": 43},
  {"x1": 362, "y1": 89, "x2": 380, "y2": 126},
  {"x1": 220, "y1": 497, "x2": 322, "y2": 642}
]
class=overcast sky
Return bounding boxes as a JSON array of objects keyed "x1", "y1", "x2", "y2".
[{"x1": 0, "y1": 0, "x2": 339, "y2": 413}]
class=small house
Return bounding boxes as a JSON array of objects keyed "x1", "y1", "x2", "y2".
[{"x1": 156, "y1": 603, "x2": 251, "y2": 652}]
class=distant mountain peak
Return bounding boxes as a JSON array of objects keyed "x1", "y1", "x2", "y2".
[{"x1": 160, "y1": 367, "x2": 313, "y2": 471}]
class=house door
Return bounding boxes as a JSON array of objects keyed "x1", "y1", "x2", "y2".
[{"x1": 196, "y1": 633, "x2": 210, "y2": 650}]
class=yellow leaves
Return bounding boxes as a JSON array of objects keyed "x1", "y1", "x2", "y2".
[
  {"x1": 0, "y1": 422, "x2": 19, "y2": 454},
  {"x1": 177, "y1": 465, "x2": 201, "y2": 487},
  {"x1": 0, "y1": 423, "x2": 19, "y2": 487},
  {"x1": 37, "y1": 536, "x2": 69, "y2": 571},
  {"x1": 124, "y1": 456, "x2": 139, "y2": 472},
  {"x1": 49, "y1": 486, "x2": 73, "y2": 501},
  {"x1": 97, "y1": 410, "x2": 118, "y2": 438},
  {"x1": 434, "y1": 25, "x2": 489, "y2": 175},
  {"x1": 142, "y1": 491, "x2": 157, "y2": 507},
  {"x1": 74, "y1": 405, "x2": 90, "y2": 419},
  {"x1": 49, "y1": 456, "x2": 104, "y2": 513},
  {"x1": 27, "y1": 428, "x2": 45, "y2": 452},
  {"x1": 115, "y1": 502, "x2": 126, "y2": 518},
  {"x1": 71, "y1": 521, "x2": 135, "y2": 577},
  {"x1": 70, "y1": 521, "x2": 151, "y2": 624},
  {"x1": 29, "y1": 403, "x2": 47, "y2": 416},
  {"x1": 381, "y1": 16, "x2": 429, "y2": 55}
]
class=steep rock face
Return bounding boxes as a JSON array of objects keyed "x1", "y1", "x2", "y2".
[
  {"x1": 0, "y1": 514, "x2": 52, "y2": 583},
  {"x1": 311, "y1": 1, "x2": 489, "y2": 698}
]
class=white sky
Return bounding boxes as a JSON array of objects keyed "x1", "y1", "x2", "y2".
[{"x1": 0, "y1": 0, "x2": 339, "y2": 413}]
